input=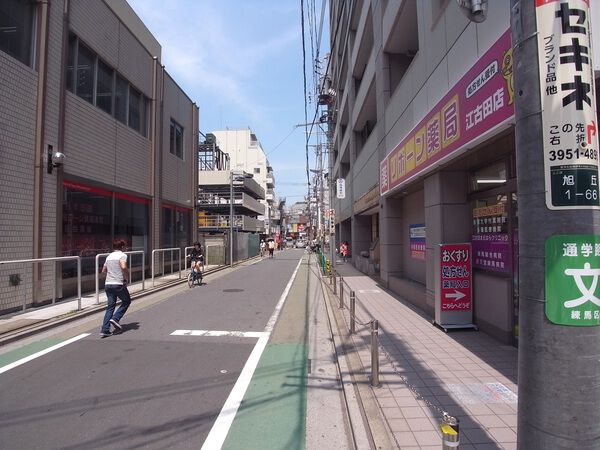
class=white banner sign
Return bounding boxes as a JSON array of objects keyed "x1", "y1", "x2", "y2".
[
  {"x1": 336, "y1": 178, "x2": 346, "y2": 199},
  {"x1": 536, "y1": 0, "x2": 600, "y2": 209}
]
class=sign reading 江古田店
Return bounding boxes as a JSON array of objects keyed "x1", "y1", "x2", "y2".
[
  {"x1": 380, "y1": 29, "x2": 514, "y2": 196},
  {"x1": 536, "y1": 0, "x2": 600, "y2": 209},
  {"x1": 546, "y1": 235, "x2": 600, "y2": 326}
]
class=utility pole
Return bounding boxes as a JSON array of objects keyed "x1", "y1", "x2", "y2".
[{"x1": 511, "y1": 1, "x2": 600, "y2": 447}]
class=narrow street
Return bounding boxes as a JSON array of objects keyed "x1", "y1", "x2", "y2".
[{"x1": 0, "y1": 250, "x2": 349, "y2": 450}]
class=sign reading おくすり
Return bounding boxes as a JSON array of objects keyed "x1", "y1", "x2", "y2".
[{"x1": 440, "y1": 243, "x2": 472, "y2": 311}]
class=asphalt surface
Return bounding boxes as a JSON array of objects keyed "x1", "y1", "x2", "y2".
[{"x1": 0, "y1": 250, "x2": 307, "y2": 450}]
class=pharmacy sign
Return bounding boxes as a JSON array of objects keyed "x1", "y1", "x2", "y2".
[{"x1": 545, "y1": 235, "x2": 600, "y2": 326}]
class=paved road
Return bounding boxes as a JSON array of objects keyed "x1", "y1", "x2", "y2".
[{"x1": 0, "y1": 250, "x2": 309, "y2": 450}]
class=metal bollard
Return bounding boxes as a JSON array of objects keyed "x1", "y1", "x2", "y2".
[
  {"x1": 339, "y1": 276, "x2": 344, "y2": 309},
  {"x1": 333, "y1": 271, "x2": 337, "y2": 294},
  {"x1": 441, "y1": 414, "x2": 460, "y2": 449},
  {"x1": 370, "y1": 320, "x2": 381, "y2": 387},
  {"x1": 350, "y1": 290, "x2": 356, "y2": 334}
]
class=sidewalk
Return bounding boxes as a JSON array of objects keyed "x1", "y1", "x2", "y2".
[{"x1": 328, "y1": 259, "x2": 518, "y2": 450}]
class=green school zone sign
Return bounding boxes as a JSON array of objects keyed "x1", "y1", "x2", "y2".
[{"x1": 545, "y1": 235, "x2": 600, "y2": 326}]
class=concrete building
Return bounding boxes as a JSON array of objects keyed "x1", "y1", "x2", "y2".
[
  {"x1": 0, "y1": 0, "x2": 198, "y2": 313},
  {"x1": 211, "y1": 128, "x2": 276, "y2": 235},
  {"x1": 327, "y1": 0, "x2": 525, "y2": 344}
]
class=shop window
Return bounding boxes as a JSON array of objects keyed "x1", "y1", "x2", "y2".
[
  {"x1": 114, "y1": 74, "x2": 128, "y2": 124},
  {"x1": 62, "y1": 184, "x2": 112, "y2": 280},
  {"x1": 96, "y1": 59, "x2": 114, "y2": 115},
  {"x1": 470, "y1": 161, "x2": 507, "y2": 192},
  {"x1": 471, "y1": 194, "x2": 510, "y2": 274},
  {"x1": 114, "y1": 196, "x2": 149, "y2": 252},
  {"x1": 176, "y1": 210, "x2": 190, "y2": 250},
  {"x1": 76, "y1": 43, "x2": 95, "y2": 104},
  {"x1": 161, "y1": 207, "x2": 175, "y2": 248},
  {"x1": 0, "y1": 0, "x2": 36, "y2": 67}
]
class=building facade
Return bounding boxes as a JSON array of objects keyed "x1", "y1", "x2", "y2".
[
  {"x1": 0, "y1": 0, "x2": 198, "y2": 313},
  {"x1": 211, "y1": 128, "x2": 276, "y2": 235},
  {"x1": 327, "y1": 0, "x2": 538, "y2": 344}
]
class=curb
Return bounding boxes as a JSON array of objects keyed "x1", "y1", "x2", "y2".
[{"x1": 317, "y1": 262, "x2": 396, "y2": 450}]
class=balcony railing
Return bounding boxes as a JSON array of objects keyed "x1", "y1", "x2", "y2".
[
  {"x1": 197, "y1": 214, "x2": 265, "y2": 233},
  {"x1": 198, "y1": 192, "x2": 265, "y2": 215}
]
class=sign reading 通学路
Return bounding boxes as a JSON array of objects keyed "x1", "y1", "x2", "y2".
[
  {"x1": 545, "y1": 235, "x2": 600, "y2": 326},
  {"x1": 536, "y1": 0, "x2": 600, "y2": 209}
]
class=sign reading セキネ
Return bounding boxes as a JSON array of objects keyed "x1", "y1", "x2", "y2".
[
  {"x1": 546, "y1": 235, "x2": 600, "y2": 326},
  {"x1": 536, "y1": 0, "x2": 600, "y2": 209},
  {"x1": 440, "y1": 243, "x2": 472, "y2": 311},
  {"x1": 380, "y1": 29, "x2": 514, "y2": 196}
]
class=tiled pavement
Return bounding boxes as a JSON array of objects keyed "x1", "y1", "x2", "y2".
[{"x1": 330, "y1": 259, "x2": 518, "y2": 449}]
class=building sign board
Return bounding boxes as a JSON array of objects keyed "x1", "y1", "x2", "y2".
[
  {"x1": 409, "y1": 224, "x2": 426, "y2": 260},
  {"x1": 336, "y1": 178, "x2": 346, "y2": 199},
  {"x1": 545, "y1": 235, "x2": 600, "y2": 326},
  {"x1": 536, "y1": 0, "x2": 600, "y2": 209},
  {"x1": 380, "y1": 29, "x2": 514, "y2": 196}
]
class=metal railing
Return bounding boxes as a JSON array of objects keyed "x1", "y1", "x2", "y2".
[
  {"x1": 0, "y1": 256, "x2": 82, "y2": 311},
  {"x1": 94, "y1": 251, "x2": 145, "y2": 304},
  {"x1": 151, "y1": 248, "x2": 182, "y2": 287},
  {"x1": 317, "y1": 251, "x2": 461, "y2": 448}
]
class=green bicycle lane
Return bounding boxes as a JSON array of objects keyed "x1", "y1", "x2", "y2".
[{"x1": 221, "y1": 257, "x2": 311, "y2": 450}]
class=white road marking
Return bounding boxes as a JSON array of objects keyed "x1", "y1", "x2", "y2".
[
  {"x1": 171, "y1": 330, "x2": 266, "y2": 338},
  {"x1": 0, "y1": 333, "x2": 90, "y2": 375},
  {"x1": 201, "y1": 258, "x2": 303, "y2": 450},
  {"x1": 357, "y1": 289, "x2": 381, "y2": 294}
]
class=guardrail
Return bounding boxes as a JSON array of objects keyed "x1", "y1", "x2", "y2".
[
  {"x1": 0, "y1": 256, "x2": 82, "y2": 311},
  {"x1": 316, "y1": 250, "x2": 461, "y2": 448},
  {"x1": 151, "y1": 247, "x2": 181, "y2": 287},
  {"x1": 94, "y1": 251, "x2": 145, "y2": 304}
]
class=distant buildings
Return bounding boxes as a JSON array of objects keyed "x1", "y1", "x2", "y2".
[{"x1": 211, "y1": 128, "x2": 277, "y2": 236}]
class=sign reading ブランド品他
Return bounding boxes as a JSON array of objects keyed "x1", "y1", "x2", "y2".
[
  {"x1": 536, "y1": 0, "x2": 600, "y2": 209},
  {"x1": 545, "y1": 235, "x2": 600, "y2": 326}
]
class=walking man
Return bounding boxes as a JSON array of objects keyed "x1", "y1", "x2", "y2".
[
  {"x1": 100, "y1": 239, "x2": 131, "y2": 337},
  {"x1": 268, "y1": 239, "x2": 275, "y2": 258}
]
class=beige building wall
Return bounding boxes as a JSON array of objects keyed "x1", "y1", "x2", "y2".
[{"x1": 0, "y1": 0, "x2": 198, "y2": 313}]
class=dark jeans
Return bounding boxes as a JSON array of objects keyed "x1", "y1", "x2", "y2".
[{"x1": 101, "y1": 284, "x2": 131, "y2": 333}]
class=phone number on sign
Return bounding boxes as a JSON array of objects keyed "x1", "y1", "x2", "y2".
[{"x1": 548, "y1": 148, "x2": 598, "y2": 162}]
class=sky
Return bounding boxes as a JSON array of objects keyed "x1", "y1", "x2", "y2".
[{"x1": 126, "y1": 0, "x2": 329, "y2": 203}]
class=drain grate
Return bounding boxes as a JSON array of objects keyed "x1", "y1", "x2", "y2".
[{"x1": 222, "y1": 288, "x2": 244, "y2": 293}]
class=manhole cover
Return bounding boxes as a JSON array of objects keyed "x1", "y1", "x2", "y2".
[{"x1": 223, "y1": 288, "x2": 244, "y2": 293}]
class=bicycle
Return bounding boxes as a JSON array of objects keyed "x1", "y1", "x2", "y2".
[{"x1": 187, "y1": 256, "x2": 204, "y2": 288}]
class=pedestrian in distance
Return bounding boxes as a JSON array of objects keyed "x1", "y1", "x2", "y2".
[
  {"x1": 268, "y1": 239, "x2": 275, "y2": 258},
  {"x1": 100, "y1": 239, "x2": 131, "y2": 338},
  {"x1": 340, "y1": 241, "x2": 349, "y2": 263},
  {"x1": 260, "y1": 239, "x2": 266, "y2": 257}
]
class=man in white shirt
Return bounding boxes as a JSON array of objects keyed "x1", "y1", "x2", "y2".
[{"x1": 100, "y1": 239, "x2": 131, "y2": 337}]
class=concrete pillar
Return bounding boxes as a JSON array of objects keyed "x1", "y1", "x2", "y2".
[
  {"x1": 352, "y1": 214, "x2": 371, "y2": 262},
  {"x1": 379, "y1": 196, "x2": 403, "y2": 287},
  {"x1": 424, "y1": 171, "x2": 470, "y2": 312}
]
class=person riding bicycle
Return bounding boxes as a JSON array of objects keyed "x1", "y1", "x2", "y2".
[{"x1": 188, "y1": 242, "x2": 204, "y2": 276}]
